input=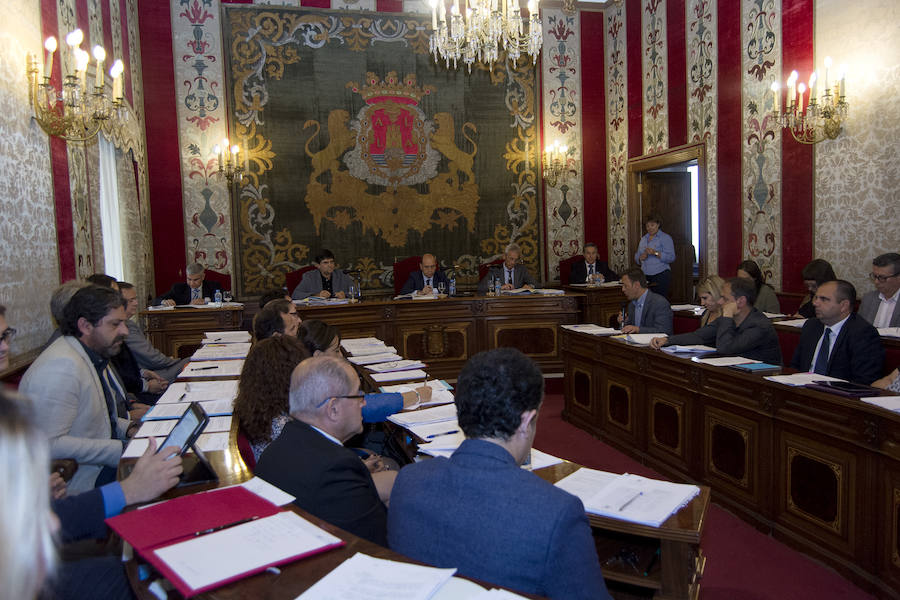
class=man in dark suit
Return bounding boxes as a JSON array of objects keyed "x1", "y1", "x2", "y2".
[
  {"x1": 153, "y1": 263, "x2": 222, "y2": 306},
  {"x1": 569, "y1": 242, "x2": 618, "y2": 284},
  {"x1": 791, "y1": 280, "x2": 884, "y2": 384},
  {"x1": 620, "y1": 267, "x2": 673, "y2": 334},
  {"x1": 388, "y1": 348, "x2": 611, "y2": 599},
  {"x1": 255, "y1": 355, "x2": 387, "y2": 545},
  {"x1": 477, "y1": 242, "x2": 536, "y2": 293},
  {"x1": 399, "y1": 253, "x2": 451, "y2": 295},
  {"x1": 859, "y1": 252, "x2": 900, "y2": 328}
]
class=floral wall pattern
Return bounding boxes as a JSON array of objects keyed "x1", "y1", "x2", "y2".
[
  {"x1": 605, "y1": 4, "x2": 629, "y2": 274},
  {"x1": 642, "y1": 0, "x2": 668, "y2": 154}
]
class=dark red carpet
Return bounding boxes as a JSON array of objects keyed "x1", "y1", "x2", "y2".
[{"x1": 534, "y1": 386, "x2": 873, "y2": 600}]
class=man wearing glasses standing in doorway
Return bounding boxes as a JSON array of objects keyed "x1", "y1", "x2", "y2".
[{"x1": 860, "y1": 253, "x2": 900, "y2": 328}]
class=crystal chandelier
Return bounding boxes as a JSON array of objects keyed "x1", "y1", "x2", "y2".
[
  {"x1": 26, "y1": 29, "x2": 128, "y2": 143},
  {"x1": 428, "y1": 0, "x2": 542, "y2": 72},
  {"x1": 770, "y1": 57, "x2": 848, "y2": 145}
]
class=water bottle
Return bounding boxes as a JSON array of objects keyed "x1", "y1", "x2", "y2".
[
  {"x1": 214, "y1": 289, "x2": 223, "y2": 306},
  {"x1": 449, "y1": 276, "x2": 456, "y2": 297},
  {"x1": 494, "y1": 276, "x2": 502, "y2": 296}
]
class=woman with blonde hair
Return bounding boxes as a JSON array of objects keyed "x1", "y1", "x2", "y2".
[{"x1": 650, "y1": 275, "x2": 727, "y2": 350}]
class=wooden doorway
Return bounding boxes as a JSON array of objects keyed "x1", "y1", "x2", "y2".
[{"x1": 628, "y1": 143, "x2": 707, "y2": 304}]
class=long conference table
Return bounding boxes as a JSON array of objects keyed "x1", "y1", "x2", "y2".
[{"x1": 561, "y1": 329, "x2": 900, "y2": 599}]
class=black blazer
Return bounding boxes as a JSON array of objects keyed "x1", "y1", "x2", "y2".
[
  {"x1": 569, "y1": 260, "x2": 618, "y2": 284},
  {"x1": 790, "y1": 313, "x2": 884, "y2": 384},
  {"x1": 53, "y1": 488, "x2": 107, "y2": 543},
  {"x1": 153, "y1": 280, "x2": 222, "y2": 306},
  {"x1": 400, "y1": 269, "x2": 451, "y2": 295},
  {"x1": 255, "y1": 419, "x2": 387, "y2": 545}
]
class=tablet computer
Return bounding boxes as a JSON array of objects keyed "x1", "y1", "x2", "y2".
[{"x1": 158, "y1": 402, "x2": 209, "y2": 458}]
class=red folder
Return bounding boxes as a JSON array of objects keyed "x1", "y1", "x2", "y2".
[{"x1": 106, "y1": 486, "x2": 343, "y2": 596}]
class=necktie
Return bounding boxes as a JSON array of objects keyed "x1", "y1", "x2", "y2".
[
  {"x1": 506, "y1": 269, "x2": 513, "y2": 285},
  {"x1": 99, "y1": 367, "x2": 125, "y2": 439},
  {"x1": 813, "y1": 327, "x2": 832, "y2": 374},
  {"x1": 425, "y1": 278, "x2": 431, "y2": 288},
  {"x1": 191, "y1": 287, "x2": 200, "y2": 301},
  {"x1": 588, "y1": 264, "x2": 594, "y2": 275}
]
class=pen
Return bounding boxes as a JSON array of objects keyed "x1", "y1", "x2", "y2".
[
  {"x1": 193, "y1": 516, "x2": 259, "y2": 537},
  {"x1": 618, "y1": 492, "x2": 642, "y2": 511},
  {"x1": 426, "y1": 429, "x2": 459, "y2": 439},
  {"x1": 177, "y1": 392, "x2": 186, "y2": 402},
  {"x1": 191, "y1": 365, "x2": 219, "y2": 371}
]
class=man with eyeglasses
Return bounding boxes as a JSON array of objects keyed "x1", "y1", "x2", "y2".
[
  {"x1": 0, "y1": 304, "x2": 15, "y2": 371},
  {"x1": 254, "y1": 355, "x2": 388, "y2": 545},
  {"x1": 860, "y1": 252, "x2": 900, "y2": 328}
]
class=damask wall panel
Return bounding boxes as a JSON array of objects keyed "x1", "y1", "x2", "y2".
[
  {"x1": 222, "y1": 6, "x2": 541, "y2": 295},
  {"x1": 741, "y1": 0, "x2": 782, "y2": 289},
  {"x1": 686, "y1": 0, "x2": 718, "y2": 275},
  {"x1": 542, "y1": 8, "x2": 584, "y2": 281},
  {"x1": 605, "y1": 3, "x2": 629, "y2": 273},
  {"x1": 814, "y1": 0, "x2": 900, "y2": 293},
  {"x1": 0, "y1": 3, "x2": 60, "y2": 359},
  {"x1": 170, "y1": 0, "x2": 233, "y2": 275},
  {"x1": 642, "y1": 0, "x2": 668, "y2": 154}
]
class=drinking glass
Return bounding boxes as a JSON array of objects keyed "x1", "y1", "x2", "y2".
[
  {"x1": 223, "y1": 290, "x2": 233, "y2": 303},
  {"x1": 437, "y1": 281, "x2": 447, "y2": 296}
]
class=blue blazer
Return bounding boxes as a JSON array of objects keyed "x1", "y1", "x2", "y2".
[
  {"x1": 790, "y1": 312, "x2": 884, "y2": 384},
  {"x1": 388, "y1": 439, "x2": 611, "y2": 600},
  {"x1": 623, "y1": 290, "x2": 673, "y2": 334},
  {"x1": 399, "y1": 270, "x2": 451, "y2": 295}
]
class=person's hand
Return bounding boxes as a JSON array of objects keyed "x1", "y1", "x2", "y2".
[
  {"x1": 335, "y1": 291, "x2": 346, "y2": 299},
  {"x1": 120, "y1": 437, "x2": 183, "y2": 505},
  {"x1": 318, "y1": 290, "x2": 331, "y2": 298},
  {"x1": 650, "y1": 336, "x2": 667, "y2": 349},
  {"x1": 415, "y1": 384, "x2": 433, "y2": 403},
  {"x1": 190, "y1": 297, "x2": 205, "y2": 305},
  {"x1": 162, "y1": 299, "x2": 176, "y2": 307},
  {"x1": 501, "y1": 283, "x2": 514, "y2": 290},
  {"x1": 128, "y1": 403, "x2": 150, "y2": 422},
  {"x1": 523, "y1": 284, "x2": 534, "y2": 290},
  {"x1": 721, "y1": 300, "x2": 738, "y2": 318},
  {"x1": 639, "y1": 251, "x2": 649, "y2": 261},
  {"x1": 421, "y1": 285, "x2": 433, "y2": 295},
  {"x1": 49, "y1": 472, "x2": 67, "y2": 500},
  {"x1": 146, "y1": 378, "x2": 168, "y2": 394},
  {"x1": 621, "y1": 325, "x2": 640, "y2": 334}
]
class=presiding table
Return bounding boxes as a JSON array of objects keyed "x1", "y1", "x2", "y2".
[{"x1": 561, "y1": 328, "x2": 900, "y2": 599}]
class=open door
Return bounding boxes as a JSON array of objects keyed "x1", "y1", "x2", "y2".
[{"x1": 640, "y1": 171, "x2": 695, "y2": 303}]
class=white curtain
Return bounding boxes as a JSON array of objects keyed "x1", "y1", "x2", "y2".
[{"x1": 98, "y1": 133, "x2": 124, "y2": 280}]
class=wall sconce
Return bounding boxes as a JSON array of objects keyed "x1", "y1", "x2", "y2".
[
  {"x1": 542, "y1": 141, "x2": 575, "y2": 188},
  {"x1": 771, "y1": 56, "x2": 848, "y2": 145},
  {"x1": 26, "y1": 29, "x2": 128, "y2": 143},
  {"x1": 214, "y1": 138, "x2": 245, "y2": 186}
]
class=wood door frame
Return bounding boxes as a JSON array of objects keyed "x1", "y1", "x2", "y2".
[{"x1": 627, "y1": 142, "x2": 708, "y2": 281}]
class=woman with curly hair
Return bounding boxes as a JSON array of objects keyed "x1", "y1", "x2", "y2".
[{"x1": 233, "y1": 335, "x2": 310, "y2": 461}]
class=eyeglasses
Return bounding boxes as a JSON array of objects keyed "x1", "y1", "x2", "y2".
[
  {"x1": 869, "y1": 272, "x2": 900, "y2": 283},
  {"x1": 0, "y1": 328, "x2": 16, "y2": 344},
  {"x1": 314, "y1": 393, "x2": 365, "y2": 409}
]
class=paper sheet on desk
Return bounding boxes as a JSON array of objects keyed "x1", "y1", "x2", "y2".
[
  {"x1": 861, "y1": 396, "x2": 900, "y2": 413},
  {"x1": 123, "y1": 432, "x2": 230, "y2": 458},
  {"x1": 191, "y1": 343, "x2": 251, "y2": 361},
  {"x1": 878, "y1": 327, "x2": 900, "y2": 338},
  {"x1": 180, "y1": 360, "x2": 244, "y2": 378},
  {"x1": 143, "y1": 399, "x2": 234, "y2": 420},
  {"x1": 692, "y1": 356, "x2": 759, "y2": 366},
  {"x1": 562, "y1": 324, "x2": 619, "y2": 336},
  {"x1": 777, "y1": 318, "x2": 808, "y2": 328},
  {"x1": 400, "y1": 390, "x2": 455, "y2": 410},
  {"x1": 370, "y1": 369, "x2": 427, "y2": 383},
  {"x1": 625, "y1": 333, "x2": 660, "y2": 346},
  {"x1": 405, "y1": 420, "x2": 461, "y2": 441},
  {"x1": 764, "y1": 373, "x2": 843, "y2": 386},
  {"x1": 158, "y1": 380, "x2": 239, "y2": 404},
  {"x1": 388, "y1": 404, "x2": 458, "y2": 427},
  {"x1": 380, "y1": 380, "x2": 452, "y2": 393},
  {"x1": 366, "y1": 360, "x2": 426, "y2": 373},
  {"x1": 296, "y1": 552, "x2": 456, "y2": 600},
  {"x1": 347, "y1": 353, "x2": 403, "y2": 366},
  {"x1": 204, "y1": 330, "x2": 252, "y2": 343},
  {"x1": 221, "y1": 477, "x2": 296, "y2": 506}
]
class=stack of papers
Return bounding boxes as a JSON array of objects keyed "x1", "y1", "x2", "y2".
[
  {"x1": 180, "y1": 360, "x2": 245, "y2": 378},
  {"x1": 661, "y1": 344, "x2": 716, "y2": 355},
  {"x1": 370, "y1": 369, "x2": 427, "y2": 383},
  {"x1": 157, "y1": 380, "x2": 239, "y2": 404},
  {"x1": 142, "y1": 399, "x2": 233, "y2": 421},
  {"x1": 776, "y1": 318, "x2": 807, "y2": 328},
  {"x1": 878, "y1": 327, "x2": 900, "y2": 338},
  {"x1": 204, "y1": 330, "x2": 251, "y2": 343},
  {"x1": 555, "y1": 469, "x2": 700, "y2": 527},
  {"x1": 123, "y1": 432, "x2": 230, "y2": 458},
  {"x1": 561, "y1": 324, "x2": 619, "y2": 336},
  {"x1": 763, "y1": 312, "x2": 787, "y2": 318},
  {"x1": 670, "y1": 304, "x2": 703, "y2": 312},
  {"x1": 340, "y1": 337, "x2": 396, "y2": 356},
  {"x1": 388, "y1": 403, "x2": 458, "y2": 428},
  {"x1": 134, "y1": 415, "x2": 233, "y2": 439},
  {"x1": 298, "y1": 553, "x2": 456, "y2": 600},
  {"x1": 692, "y1": 356, "x2": 759, "y2": 366},
  {"x1": 191, "y1": 342, "x2": 252, "y2": 361},
  {"x1": 295, "y1": 297, "x2": 350, "y2": 305},
  {"x1": 765, "y1": 373, "x2": 843, "y2": 386},
  {"x1": 347, "y1": 352, "x2": 403, "y2": 365},
  {"x1": 366, "y1": 359, "x2": 426, "y2": 373},
  {"x1": 380, "y1": 380, "x2": 454, "y2": 409},
  {"x1": 625, "y1": 333, "x2": 661, "y2": 346},
  {"x1": 500, "y1": 288, "x2": 564, "y2": 295},
  {"x1": 861, "y1": 396, "x2": 900, "y2": 413}
]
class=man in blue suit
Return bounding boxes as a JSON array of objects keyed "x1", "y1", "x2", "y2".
[
  {"x1": 620, "y1": 267, "x2": 673, "y2": 335},
  {"x1": 388, "y1": 348, "x2": 611, "y2": 600},
  {"x1": 399, "y1": 253, "x2": 450, "y2": 295}
]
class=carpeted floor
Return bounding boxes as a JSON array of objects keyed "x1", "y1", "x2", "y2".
[{"x1": 534, "y1": 388, "x2": 875, "y2": 600}]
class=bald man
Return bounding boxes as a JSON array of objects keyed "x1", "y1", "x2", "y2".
[{"x1": 399, "y1": 254, "x2": 451, "y2": 295}]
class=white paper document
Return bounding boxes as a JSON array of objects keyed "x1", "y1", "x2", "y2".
[
  {"x1": 670, "y1": 304, "x2": 702, "y2": 311},
  {"x1": 204, "y1": 416, "x2": 233, "y2": 433},
  {"x1": 561, "y1": 324, "x2": 619, "y2": 336},
  {"x1": 776, "y1": 318, "x2": 808, "y2": 328},
  {"x1": 223, "y1": 477, "x2": 296, "y2": 506},
  {"x1": 297, "y1": 552, "x2": 456, "y2": 600},
  {"x1": 123, "y1": 432, "x2": 230, "y2": 458},
  {"x1": 692, "y1": 356, "x2": 760, "y2": 366},
  {"x1": 401, "y1": 389, "x2": 455, "y2": 410},
  {"x1": 143, "y1": 399, "x2": 234, "y2": 421},
  {"x1": 625, "y1": 333, "x2": 661, "y2": 346},
  {"x1": 764, "y1": 372, "x2": 843, "y2": 386},
  {"x1": 878, "y1": 327, "x2": 900, "y2": 338},
  {"x1": 417, "y1": 431, "x2": 467, "y2": 455},
  {"x1": 191, "y1": 343, "x2": 252, "y2": 361},
  {"x1": 153, "y1": 511, "x2": 342, "y2": 592},
  {"x1": 370, "y1": 369, "x2": 427, "y2": 383},
  {"x1": 157, "y1": 380, "x2": 239, "y2": 404},
  {"x1": 763, "y1": 312, "x2": 786, "y2": 318},
  {"x1": 405, "y1": 420, "x2": 462, "y2": 442},
  {"x1": 388, "y1": 403, "x2": 458, "y2": 427},
  {"x1": 180, "y1": 360, "x2": 245, "y2": 378},
  {"x1": 203, "y1": 331, "x2": 252, "y2": 343},
  {"x1": 347, "y1": 353, "x2": 403, "y2": 366},
  {"x1": 861, "y1": 396, "x2": 900, "y2": 413},
  {"x1": 555, "y1": 470, "x2": 699, "y2": 527},
  {"x1": 528, "y1": 449, "x2": 564, "y2": 470},
  {"x1": 380, "y1": 380, "x2": 452, "y2": 393},
  {"x1": 366, "y1": 360, "x2": 427, "y2": 373},
  {"x1": 135, "y1": 420, "x2": 177, "y2": 438},
  {"x1": 661, "y1": 344, "x2": 716, "y2": 355}
]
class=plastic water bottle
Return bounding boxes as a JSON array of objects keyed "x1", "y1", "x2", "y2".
[
  {"x1": 214, "y1": 289, "x2": 222, "y2": 306},
  {"x1": 449, "y1": 276, "x2": 456, "y2": 297},
  {"x1": 494, "y1": 277, "x2": 502, "y2": 296}
]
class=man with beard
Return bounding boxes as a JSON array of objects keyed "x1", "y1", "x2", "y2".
[{"x1": 20, "y1": 285, "x2": 138, "y2": 494}]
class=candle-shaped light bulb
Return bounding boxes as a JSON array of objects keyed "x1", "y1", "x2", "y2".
[
  {"x1": 75, "y1": 48, "x2": 90, "y2": 91},
  {"x1": 109, "y1": 59, "x2": 124, "y2": 99},
  {"x1": 65, "y1": 29, "x2": 83, "y2": 48},
  {"x1": 92, "y1": 46, "x2": 105, "y2": 88},
  {"x1": 838, "y1": 64, "x2": 846, "y2": 98},
  {"x1": 808, "y1": 71, "x2": 817, "y2": 102},
  {"x1": 230, "y1": 145, "x2": 240, "y2": 159},
  {"x1": 214, "y1": 145, "x2": 222, "y2": 170},
  {"x1": 797, "y1": 82, "x2": 806, "y2": 113},
  {"x1": 788, "y1": 70, "x2": 798, "y2": 108},
  {"x1": 44, "y1": 36, "x2": 57, "y2": 80},
  {"x1": 824, "y1": 56, "x2": 832, "y2": 92},
  {"x1": 430, "y1": 0, "x2": 438, "y2": 29},
  {"x1": 770, "y1": 81, "x2": 779, "y2": 113}
]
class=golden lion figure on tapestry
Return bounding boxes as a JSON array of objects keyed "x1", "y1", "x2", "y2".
[{"x1": 302, "y1": 72, "x2": 479, "y2": 247}]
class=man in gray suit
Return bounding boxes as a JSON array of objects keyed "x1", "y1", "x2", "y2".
[
  {"x1": 477, "y1": 242, "x2": 536, "y2": 293},
  {"x1": 20, "y1": 286, "x2": 137, "y2": 494},
  {"x1": 620, "y1": 267, "x2": 673, "y2": 334},
  {"x1": 859, "y1": 252, "x2": 900, "y2": 328},
  {"x1": 291, "y1": 249, "x2": 354, "y2": 300},
  {"x1": 119, "y1": 281, "x2": 188, "y2": 383}
]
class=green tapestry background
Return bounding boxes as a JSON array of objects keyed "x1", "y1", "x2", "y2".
[{"x1": 222, "y1": 6, "x2": 542, "y2": 294}]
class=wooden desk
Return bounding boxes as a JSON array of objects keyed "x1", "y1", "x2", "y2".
[
  {"x1": 295, "y1": 294, "x2": 582, "y2": 378},
  {"x1": 561, "y1": 329, "x2": 900, "y2": 599},
  {"x1": 565, "y1": 284, "x2": 624, "y2": 328},
  {"x1": 140, "y1": 305, "x2": 245, "y2": 358}
]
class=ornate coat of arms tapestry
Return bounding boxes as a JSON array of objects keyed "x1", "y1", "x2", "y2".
[{"x1": 222, "y1": 6, "x2": 542, "y2": 294}]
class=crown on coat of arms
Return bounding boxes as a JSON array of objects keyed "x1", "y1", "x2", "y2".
[{"x1": 347, "y1": 71, "x2": 434, "y2": 106}]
